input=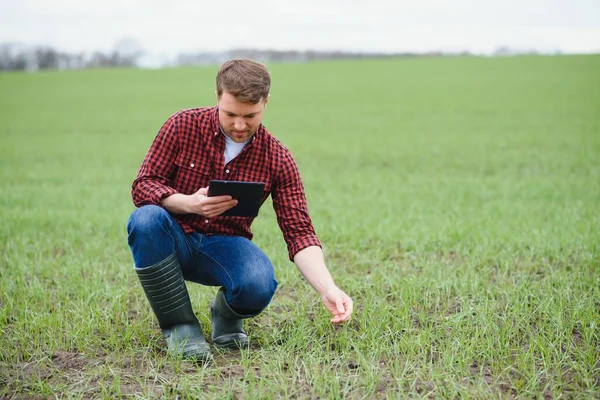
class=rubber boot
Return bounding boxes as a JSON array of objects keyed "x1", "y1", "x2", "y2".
[
  {"x1": 136, "y1": 253, "x2": 211, "y2": 362},
  {"x1": 210, "y1": 288, "x2": 257, "y2": 349}
]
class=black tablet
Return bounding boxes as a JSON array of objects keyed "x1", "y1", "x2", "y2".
[{"x1": 207, "y1": 180, "x2": 265, "y2": 217}]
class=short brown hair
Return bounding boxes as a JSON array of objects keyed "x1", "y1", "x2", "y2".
[{"x1": 216, "y1": 59, "x2": 271, "y2": 104}]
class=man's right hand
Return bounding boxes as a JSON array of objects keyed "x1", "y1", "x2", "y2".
[
  {"x1": 160, "y1": 187, "x2": 237, "y2": 217},
  {"x1": 189, "y1": 187, "x2": 238, "y2": 217}
]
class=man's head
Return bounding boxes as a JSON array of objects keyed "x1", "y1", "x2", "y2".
[
  {"x1": 216, "y1": 59, "x2": 270, "y2": 143},
  {"x1": 216, "y1": 59, "x2": 270, "y2": 104}
]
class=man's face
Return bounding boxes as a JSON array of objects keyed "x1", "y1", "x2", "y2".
[{"x1": 217, "y1": 91, "x2": 267, "y2": 143}]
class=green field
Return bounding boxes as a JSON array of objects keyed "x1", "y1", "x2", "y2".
[{"x1": 1, "y1": 55, "x2": 599, "y2": 399}]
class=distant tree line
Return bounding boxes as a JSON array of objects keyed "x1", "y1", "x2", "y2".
[
  {"x1": 175, "y1": 48, "x2": 475, "y2": 67},
  {"x1": 0, "y1": 38, "x2": 144, "y2": 71},
  {"x1": 0, "y1": 39, "x2": 560, "y2": 72}
]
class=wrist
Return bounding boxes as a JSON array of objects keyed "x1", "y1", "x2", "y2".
[
  {"x1": 181, "y1": 194, "x2": 193, "y2": 214},
  {"x1": 315, "y1": 280, "x2": 336, "y2": 297},
  {"x1": 161, "y1": 193, "x2": 192, "y2": 214}
]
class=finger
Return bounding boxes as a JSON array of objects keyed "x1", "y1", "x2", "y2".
[
  {"x1": 336, "y1": 298, "x2": 345, "y2": 315},
  {"x1": 344, "y1": 297, "x2": 354, "y2": 316},
  {"x1": 341, "y1": 298, "x2": 353, "y2": 320},
  {"x1": 215, "y1": 201, "x2": 238, "y2": 213},
  {"x1": 203, "y1": 201, "x2": 239, "y2": 217},
  {"x1": 225, "y1": 200, "x2": 238, "y2": 209},
  {"x1": 329, "y1": 308, "x2": 347, "y2": 324},
  {"x1": 338, "y1": 313, "x2": 351, "y2": 322},
  {"x1": 331, "y1": 313, "x2": 349, "y2": 324},
  {"x1": 208, "y1": 200, "x2": 238, "y2": 210},
  {"x1": 204, "y1": 194, "x2": 234, "y2": 203},
  {"x1": 202, "y1": 200, "x2": 237, "y2": 213}
]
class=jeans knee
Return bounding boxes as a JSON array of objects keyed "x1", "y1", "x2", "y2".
[
  {"x1": 234, "y1": 270, "x2": 278, "y2": 311},
  {"x1": 127, "y1": 205, "x2": 180, "y2": 269},
  {"x1": 127, "y1": 205, "x2": 168, "y2": 236}
]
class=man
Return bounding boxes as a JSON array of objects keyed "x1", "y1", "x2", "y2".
[{"x1": 127, "y1": 59, "x2": 353, "y2": 362}]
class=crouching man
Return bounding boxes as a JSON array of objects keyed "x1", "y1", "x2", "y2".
[{"x1": 127, "y1": 59, "x2": 353, "y2": 362}]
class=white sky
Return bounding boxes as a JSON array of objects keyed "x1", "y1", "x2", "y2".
[{"x1": 1, "y1": 0, "x2": 599, "y2": 55}]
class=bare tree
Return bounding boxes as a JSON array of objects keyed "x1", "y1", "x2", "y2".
[
  {"x1": 35, "y1": 47, "x2": 59, "y2": 69},
  {"x1": 112, "y1": 37, "x2": 144, "y2": 67}
]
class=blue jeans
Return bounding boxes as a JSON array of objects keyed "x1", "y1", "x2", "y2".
[{"x1": 127, "y1": 205, "x2": 278, "y2": 313}]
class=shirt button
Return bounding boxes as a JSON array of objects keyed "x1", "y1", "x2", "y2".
[
  {"x1": 214, "y1": 132, "x2": 218, "y2": 136},
  {"x1": 225, "y1": 169, "x2": 230, "y2": 174},
  {"x1": 204, "y1": 219, "x2": 209, "y2": 224},
  {"x1": 190, "y1": 163, "x2": 195, "y2": 168}
]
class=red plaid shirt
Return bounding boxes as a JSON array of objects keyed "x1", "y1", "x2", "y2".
[{"x1": 132, "y1": 106, "x2": 321, "y2": 260}]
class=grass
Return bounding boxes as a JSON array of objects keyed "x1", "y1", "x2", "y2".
[{"x1": 1, "y1": 55, "x2": 599, "y2": 399}]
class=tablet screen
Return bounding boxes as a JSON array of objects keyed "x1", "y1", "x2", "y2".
[{"x1": 207, "y1": 180, "x2": 265, "y2": 217}]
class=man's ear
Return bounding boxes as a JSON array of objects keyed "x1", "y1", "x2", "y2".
[
  {"x1": 215, "y1": 90, "x2": 219, "y2": 104},
  {"x1": 264, "y1": 94, "x2": 270, "y2": 108}
]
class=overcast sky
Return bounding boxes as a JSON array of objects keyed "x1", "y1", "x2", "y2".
[{"x1": 1, "y1": 0, "x2": 599, "y2": 55}]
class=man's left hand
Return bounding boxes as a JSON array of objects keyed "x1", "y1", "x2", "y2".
[{"x1": 321, "y1": 286, "x2": 353, "y2": 324}]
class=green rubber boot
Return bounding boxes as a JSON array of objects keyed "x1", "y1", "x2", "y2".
[
  {"x1": 210, "y1": 288, "x2": 256, "y2": 349},
  {"x1": 136, "y1": 253, "x2": 211, "y2": 362}
]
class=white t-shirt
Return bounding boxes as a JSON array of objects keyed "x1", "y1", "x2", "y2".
[{"x1": 223, "y1": 131, "x2": 250, "y2": 164}]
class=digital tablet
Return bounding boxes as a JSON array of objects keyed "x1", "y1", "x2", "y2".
[{"x1": 207, "y1": 180, "x2": 265, "y2": 217}]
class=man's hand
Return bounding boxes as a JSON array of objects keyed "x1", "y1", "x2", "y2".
[
  {"x1": 160, "y1": 187, "x2": 237, "y2": 217},
  {"x1": 321, "y1": 286, "x2": 353, "y2": 324},
  {"x1": 187, "y1": 187, "x2": 238, "y2": 217},
  {"x1": 294, "y1": 246, "x2": 354, "y2": 325}
]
